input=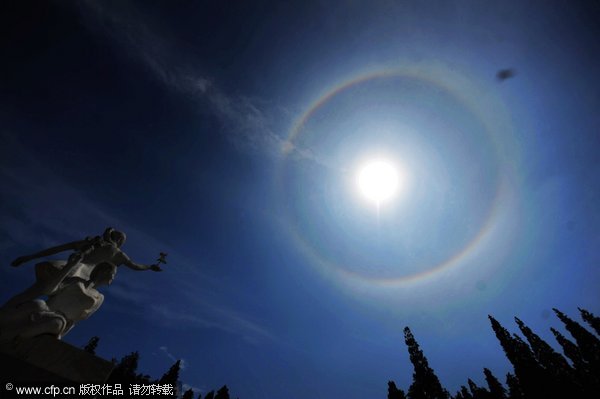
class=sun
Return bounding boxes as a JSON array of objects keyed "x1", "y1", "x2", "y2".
[{"x1": 357, "y1": 159, "x2": 401, "y2": 205}]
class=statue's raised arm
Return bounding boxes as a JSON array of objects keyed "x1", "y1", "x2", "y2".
[
  {"x1": 10, "y1": 239, "x2": 91, "y2": 267},
  {"x1": 119, "y1": 251, "x2": 163, "y2": 272}
]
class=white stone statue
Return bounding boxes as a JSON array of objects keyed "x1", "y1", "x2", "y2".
[{"x1": 0, "y1": 228, "x2": 164, "y2": 342}]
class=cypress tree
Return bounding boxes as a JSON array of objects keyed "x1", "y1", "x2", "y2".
[
  {"x1": 388, "y1": 381, "x2": 406, "y2": 399},
  {"x1": 488, "y1": 316, "x2": 545, "y2": 398},
  {"x1": 514, "y1": 318, "x2": 571, "y2": 371},
  {"x1": 488, "y1": 317, "x2": 526, "y2": 368},
  {"x1": 483, "y1": 368, "x2": 506, "y2": 399},
  {"x1": 215, "y1": 385, "x2": 230, "y2": 399},
  {"x1": 107, "y1": 351, "x2": 150, "y2": 384},
  {"x1": 182, "y1": 389, "x2": 194, "y2": 399},
  {"x1": 158, "y1": 359, "x2": 181, "y2": 396},
  {"x1": 111, "y1": 351, "x2": 140, "y2": 382},
  {"x1": 204, "y1": 391, "x2": 215, "y2": 399},
  {"x1": 454, "y1": 391, "x2": 466, "y2": 399},
  {"x1": 550, "y1": 327, "x2": 586, "y2": 370},
  {"x1": 403, "y1": 327, "x2": 449, "y2": 399},
  {"x1": 514, "y1": 317, "x2": 578, "y2": 396},
  {"x1": 83, "y1": 336, "x2": 100, "y2": 355},
  {"x1": 455, "y1": 386, "x2": 473, "y2": 399},
  {"x1": 578, "y1": 308, "x2": 600, "y2": 337},
  {"x1": 467, "y1": 378, "x2": 488, "y2": 399},
  {"x1": 551, "y1": 326, "x2": 600, "y2": 398},
  {"x1": 553, "y1": 308, "x2": 600, "y2": 371},
  {"x1": 505, "y1": 373, "x2": 523, "y2": 399}
]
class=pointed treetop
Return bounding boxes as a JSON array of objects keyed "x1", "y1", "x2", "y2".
[
  {"x1": 578, "y1": 307, "x2": 600, "y2": 336},
  {"x1": 488, "y1": 315, "x2": 536, "y2": 369},
  {"x1": 83, "y1": 336, "x2": 100, "y2": 355},
  {"x1": 158, "y1": 359, "x2": 181, "y2": 386},
  {"x1": 107, "y1": 351, "x2": 151, "y2": 384},
  {"x1": 550, "y1": 327, "x2": 586, "y2": 369},
  {"x1": 214, "y1": 386, "x2": 230, "y2": 399},
  {"x1": 388, "y1": 381, "x2": 406, "y2": 399},
  {"x1": 458, "y1": 386, "x2": 472, "y2": 399},
  {"x1": 403, "y1": 327, "x2": 449, "y2": 399},
  {"x1": 514, "y1": 317, "x2": 572, "y2": 374},
  {"x1": 483, "y1": 368, "x2": 507, "y2": 399},
  {"x1": 553, "y1": 308, "x2": 600, "y2": 365}
]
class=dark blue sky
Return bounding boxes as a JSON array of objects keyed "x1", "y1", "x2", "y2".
[{"x1": 1, "y1": 1, "x2": 599, "y2": 398}]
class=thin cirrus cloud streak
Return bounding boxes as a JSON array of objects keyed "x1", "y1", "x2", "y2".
[
  {"x1": 0, "y1": 133, "x2": 274, "y2": 344},
  {"x1": 76, "y1": 1, "x2": 332, "y2": 168},
  {"x1": 150, "y1": 303, "x2": 275, "y2": 344},
  {"x1": 77, "y1": 2, "x2": 276, "y2": 150},
  {"x1": 107, "y1": 277, "x2": 275, "y2": 343}
]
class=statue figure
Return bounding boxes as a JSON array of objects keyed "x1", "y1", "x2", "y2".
[{"x1": 0, "y1": 228, "x2": 163, "y2": 343}]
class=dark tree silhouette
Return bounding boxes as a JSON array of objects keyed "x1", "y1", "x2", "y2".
[
  {"x1": 388, "y1": 381, "x2": 407, "y2": 399},
  {"x1": 158, "y1": 359, "x2": 181, "y2": 385},
  {"x1": 483, "y1": 368, "x2": 506, "y2": 399},
  {"x1": 403, "y1": 327, "x2": 450, "y2": 399},
  {"x1": 215, "y1": 385, "x2": 230, "y2": 399},
  {"x1": 514, "y1": 317, "x2": 580, "y2": 396},
  {"x1": 579, "y1": 308, "x2": 600, "y2": 336},
  {"x1": 204, "y1": 390, "x2": 215, "y2": 399},
  {"x1": 454, "y1": 386, "x2": 472, "y2": 399},
  {"x1": 488, "y1": 317, "x2": 527, "y2": 369},
  {"x1": 466, "y1": 378, "x2": 488, "y2": 399},
  {"x1": 83, "y1": 336, "x2": 100, "y2": 355},
  {"x1": 553, "y1": 308, "x2": 600, "y2": 369},
  {"x1": 488, "y1": 316, "x2": 549, "y2": 398},
  {"x1": 550, "y1": 327, "x2": 586, "y2": 370},
  {"x1": 388, "y1": 309, "x2": 600, "y2": 399},
  {"x1": 505, "y1": 373, "x2": 523, "y2": 399},
  {"x1": 514, "y1": 318, "x2": 571, "y2": 372},
  {"x1": 157, "y1": 359, "x2": 182, "y2": 398},
  {"x1": 182, "y1": 388, "x2": 194, "y2": 399},
  {"x1": 107, "y1": 351, "x2": 151, "y2": 384}
]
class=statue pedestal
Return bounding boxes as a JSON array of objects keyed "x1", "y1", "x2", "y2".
[{"x1": 0, "y1": 335, "x2": 113, "y2": 383}]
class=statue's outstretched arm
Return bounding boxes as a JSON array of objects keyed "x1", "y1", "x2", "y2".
[
  {"x1": 10, "y1": 240, "x2": 88, "y2": 267},
  {"x1": 118, "y1": 252, "x2": 162, "y2": 272}
]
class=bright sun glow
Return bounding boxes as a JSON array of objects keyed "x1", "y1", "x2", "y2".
[{"x1": 357, "y1": 159, "x2": 400, "y2": 205}]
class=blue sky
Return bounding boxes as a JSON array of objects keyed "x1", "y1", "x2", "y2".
[{"x1": 1, "y1": 1, "x2": 599, "y2": 398}]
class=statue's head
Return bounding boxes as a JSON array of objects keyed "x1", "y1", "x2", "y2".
[
  {"x1": 112, "y1": 231, "x2": 127, "y2": 248},
  {"x1": 90, "y1": 262, "x2": 118, "y2": 286},
  {"x1": 103, "y1": 227, "x2": 127, "y2": 248}
]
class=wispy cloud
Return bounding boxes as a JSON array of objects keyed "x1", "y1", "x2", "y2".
[
  {"x1": 76, "y1": 1, "x2": 285, "y2": 157},
  {"x1": 75, "y1": 1, "x2": 335, "y2": 169},
  {"x1": 150, "y1": 302, "x2": 275, "y2": 343}
]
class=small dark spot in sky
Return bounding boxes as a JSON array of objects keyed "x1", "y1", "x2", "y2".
[
  {"x1": 496, "y1": 68, "x2": 516, "y2": 82},
  {"x1": 541, "y1": 309, "x2": 551, "y2": 320},
  {"x1": 476, "y1": 280, "x2": 487, "y2": 291}
]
